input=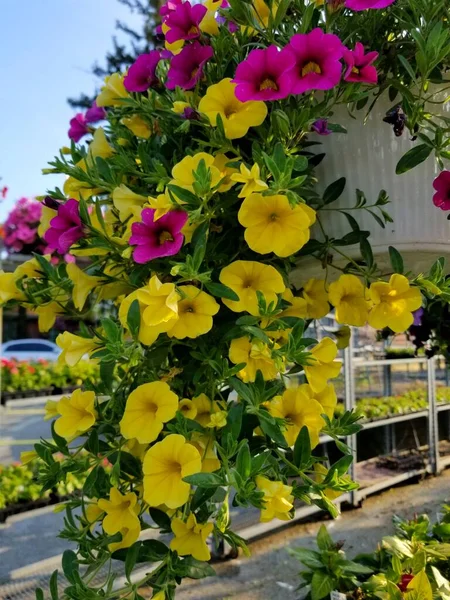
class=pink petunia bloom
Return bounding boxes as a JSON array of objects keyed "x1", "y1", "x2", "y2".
[
  {"x1": 44, "y1": 198, "x2": 85, "y2": 254},
  {"x1": 130, "y1": 208, "x2": 188, "y2": 263},
  {"x1": 85, "y1": 102, "x2": 106, "y2": 123},
  {"x1": 282, "y1": 28, "x2": 344, "y2": 95},
  {"x1": 124, "y1": 51, "x2": 161, "y2": 92},
  {"x1": 345, "y1": 0, "x2": 395, "y2": 9},
  {"x1": 166, "y1": 42, "x2": 213, "y2": 90},
  {"x1": 343, "y1": 43, "x2": 378, "y2": 84},
  {"x1": 312, "y1": 119, "x2": 332, "y2": 135},
  {"x1": 160, "y1": 0, "x2": 184, "y2": 19},
  {"x1": 433, "y1": 171, "x2": 450, "y2": 211},
  {"x1": 68, "y1": 114, "x2": 89, "y2": 142},
  {"x1": 164, "y1": 1, "x2": 207, "y2": 44},
  {"x1": 232, "y1": 45, "x2": 296, "y2": 102}
]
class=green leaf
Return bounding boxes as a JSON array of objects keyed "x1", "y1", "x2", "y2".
[
  {"x1": 83, "y1": 464, "x2": 100, "y2": 496},
  {"x1": 125, "y1": 541, "x2": 142, "y2": 581},
  {"x1": 341, "y1": 560, "x2": 373, "y2": 575},
  {"x1": 51, "y1": 421, "x2": 68, "y2": 454},
  {"x1": 310, "y1": 571, "x2": 335, "y2": 600},
  {"x1": 398, "y1": 54, "x2": 417, "y2": 80},
  {"x1": 62, "y1": 550, "x2": 78, "y2": 584},
  {"x1": 293, "y1": 426, "x2": 311, "y2": 469},
  {"x1": 113, "y1": 539, "x2": 169, "y2": 563},
  {"x1": 179, "y1": 556, "x2": 216, "y2": 579},
  {"x1": 236, "y1": 441, "x2": 251, "y2": 479},
  {"x1": 35, "y1": 589, "x2": 45, "y2": 600},
  {"x1": 109, "y1": 451, "x2": 142, "y2": 479},
  {"x1": 389, "y1": 246, "x2": 404, "y2": 274},
  {"x1": 32, "y1": 253, "x2": 54, "y2": 279},
  {"x1": 183, "y1": 472, "x2": 224, "y2": 488},
  {"x1": 323, "y1": 177, "x2": 346, "y2": 205},
  {"x1": 127, "y1": 299, "x2": 141, "y2": 338},
  {"x1": 316, "y1": 524, "x2": 334, "y2": 551},
  {"x1": 205, "y1": 281, "x2": 239, "y2": 301},
  {"x1": 288, "y1": 547, "x2": 324, "y2": 569},
  {"x1": 229, "y1": 378, "x2": 253, "y2": 404},
  {"x1": 167, "y1": 184, "x2": 198, "y2": 205},
  {"x1": 222, "y1": 402, "x2": 243, "y2": 440},
  {"x1": 412, "y1": 551, "x2": 427, "y2": 575},
  {"x1": 49, "y1": 570, "x2": 59, "y2": 600},
  {"x1": 396, "y1": 144, "x2": 433, "y2": 175},
  {"x1": 78, "y1": 196, "x2": 91, "y2": 226},
  {"x1": 191, "y1": 486, "x2": 217, "y2": 511},
  {"x1": 360, "y1": 237, "x2": 374, "y2": 268},
  {"x1": 101, "y1": 317, "x2": 121, "y2": 342},
  {"x1": 149, "y1": 508, "x2": 172, "y2": 531},
  {"x1": 259, "y1": 412, "x2": 288, "y2": 448},
  {"x1": 100, "y1": 361, "x2": 115, "y2": 392}
]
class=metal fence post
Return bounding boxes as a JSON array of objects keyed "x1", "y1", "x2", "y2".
[
  {"x1": 427, "y1": 357, "x2": 439, "y2": 474},
  {"x1": 344, "y1": 329, "x2": 358, "y2": 505}
]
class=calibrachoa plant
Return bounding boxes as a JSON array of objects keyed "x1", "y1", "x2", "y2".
[
  {"x1": 3, "y1": 197, "x2": 43, "y2": 254},
  {"x1": 0, "y1": 0, "x2": 450, "y2": 598}
]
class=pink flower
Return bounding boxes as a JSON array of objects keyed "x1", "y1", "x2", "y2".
[
  {"x1": 343, "y1": 43, "x2": 378, "y2": 84},
  {"x1": 312, "y1": 119, "x2": 332, "y2": 135},
  {"x1": 3, "y1": 197, "x2": 42, "y2": 253},
  {"x1": 160, "y1": 0, "x2": 183, "y2": 19},
  {"x1": 124, "y1": 51, "x2": 161, "y2": 92},
  {"x1": 345, "y1": 0, "x2": 395, "y2": 9},
  {"x1": 164, "y1": 1, "x2": 207, "y2": 44},
  {"x1": 130, "y1": 208, "x2": 188, "y2": 263},
  {"x1": 68, "y1": 114, "x2": 89, "y2": 142},
  {"x1": 44, "y1": 198, "x2": 85, "y2": 254},
  {"x1": 282, "y1": 28, "x2": 344, "y2": 95},
  {"x1": 85, "y1": 102, "x2": 106, "y2": 123},
  {"x1": 166, "y1": 42, "x2": 213, "y2": 90},
  {"x1": 433, "y1": 171, "x2": 450, "y2": 211},
  {"x1": 232, "y1": 45, "x2": 296, "y2": 102}
]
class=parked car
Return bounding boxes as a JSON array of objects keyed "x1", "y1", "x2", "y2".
[{"x1": 1, "y1": 339, "x2": 60, "y2": 362}]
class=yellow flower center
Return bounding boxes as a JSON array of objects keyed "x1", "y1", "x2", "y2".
[
  {"x1": 259, "y1": 78, "x2": 279, "y2": 91},
  {"x1": 269, "y1": 213, "x2": 279, "y2": 222},
  {"x1": 191, "y1": 67, "x2": 199, "y2": 79},
  {"x1": 351, "y1": 66, "x2": 360, "y2": 75},
  {"x1": 180, "y1": 302, "x2": 195, "y2": 313},
  {"x1": 145, "y1": 401, "x2": 159, "y2": 416},
  {"x1": 166, "y1": 460, "x2": 182, "y2": 475},
  {"x1": 159, "y1": 231, "x2": 174, "y2": 244},
  {"x1": 188, "y1": 25, "x2": 199, "y2": 35},
  {"x1": 224, "y1": 105, "x2": 237, "y2": 118},
  {"x1": 301, "y1": 61, "x2": 322, "y2": 76}
]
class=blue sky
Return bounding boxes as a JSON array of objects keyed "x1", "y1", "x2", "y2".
[{"x1": 0, "y1": 1, "x2": 142, "y2": 220}]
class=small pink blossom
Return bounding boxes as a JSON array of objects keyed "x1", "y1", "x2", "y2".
[
  {"x1": 130, "y1": 208, "x2": 188, "y2": 263},
  {"x1": 85, "y1": 102, "x2": 106, "y2": 123},
  {"x1": 433, "y1": 171, "x2": 450, "y2": 211},
  {"x1": 44, "y1": 199, "x2": 85, "y2": 255},
  {"x1": 68, "y1": 114, "x2": 89, "y2": 142},
  {"x1": 166, "y1": 42, "x2": 213, "y2": 90},
  {"x1": 124, "y1": 51, "x2": 161, "y2": 92},
  {"x1": 164, "y1": 1, "x2": 207, "y2": 44},
  {"x1": 343, "y1": 43, "x2": 378, "y2": 84}
]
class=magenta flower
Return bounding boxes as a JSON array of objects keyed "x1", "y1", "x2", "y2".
[
  {"x1": 68, "y1": 114, "x2": 89, "y2": 143},
  {"x1": 232, "y1": 45, "x2": 296, "y2": 102},
  {"x1": 433, "y1": 171, "x2": 450, "y2": 211},
  {"x1": 345, "y1": 0, "x2": 395, "y2": 9},
  {"x1": 130, "y1": 208, "x2": 188, "y2": 263},
  {"x1": 166, "y1": 42, "x2": 213, "y2": 90},
  {"x1": 164, "y1": 2, "x2": 207, "y2": 44},
  {"x1": 85, "y1": 102, "x2": 106, "y2": 123},
  {"x1": 44, "y1": 199, "x2": 85, "y2": 254},
  {"x1": 160, "y1": 0, "x2": 183, "y2": 18},
  {"x1": 124, "y1": 51, "x2": 161, "y2": 92},
  {"x1": 312, "y1": 119, "x2": 332, "y2": 135},
  {"x1": 3, "y1": 198, "x2": 42, "y2": 253},
  {"x1": 343, "y1": 43, "x2": 378, "y2": 84},
  {"x1": 282, "y1": 28, "x2": 344, "y2": 95}
]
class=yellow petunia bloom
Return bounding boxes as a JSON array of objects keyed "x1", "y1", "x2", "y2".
[
  {"x1": 167, "y1": 285, "x2": 219, "y2": 339},
  {"x1": 198, "y1": 78, "x2": 268, "y2": 140},
  {"x1": 20, "y1": 450, "x2": 38, "y2": 465},
  {"x1": 191, "y1": 393, "x2": 221, "y2": 427},
  {"x1": 230, "y1": 163, "x2": 268, "y2": 198},
  {"x1": 206, "y1": 410, "x2": 227, "y2": 429},
  {"x1": 119, "y1": 290, "x2": 178, "y2": 346},
  {"x1": 54, "y1": 389, "x2": 97, "y2": 439},
  {"x1": 148, "y1": 191, "x2": 174, "y2": 220},
  {"x1": 87, "y1": 127, "x2": 114, "y2": 166},
  {"x1": 143, "y1": 434, "x2": 202, "y2": 509},
  {"x1": 170, "y1": 152, "x2": 222, "y2": 195},
  {"x1": 85, "y1": 501, "x2": 105, "y2": 532},
  {"x1": 252, "y1": 0, "x2": 278, "y2": 27},
  {"x1": 121, "y1": 115, "x2": 151, "y2": 139},
  {"x1": 38, "y1": 205, "x2": 57, "y2": 238},
  {"x1": 170, "y1": 514, "x2": 214, "y2": 561},
  {"x1": 172, "y1": 101, "x2": 191, "y2": 114},
  {"x1": 334, "y1": 325, "x2": 351, "y2": 350},
  {"x1": 112, "y1": 184, "x2": 147, "y2": 221},
  {"x1": 213, "y1": 153, "x2": 238, "y2": 192},
  {"x1": 280, "y1": 288, "x2": 308, "y2": 319},
  {"x1": 178, "y1": 399, "x2": 198, "y2": 420},
  {"x1": 238, "y1": 194, "x2": 316, "y2": 257},
  {"x1": 162, "y1": 22, "x2": 184, "y2": 55},
  {"x1": 268, "y1": 387, "x2": 325, "y2": 447},
  {"x1": 123, "y1": 438, "x2": 149, "y2": 461},
  {"x1": 63, "y1": 159, "x2": 102, "y2": 202},
  {"x1": 66, "y1": 263, "x2": 102, "y2": 311},
  {"x1": 304, "y1": 338, "x2": 342, "y2": 393},
  {"x1": 199, "y1": 9, "x2": 219, "y2": 35},
  {"x1": 44, "y1": 399, "x2": 59, "y2": 421},
  {"x1": 229, "y1": 336, "x2": 279, "y2": 382},
  {"x1": 35, "y1": 302, "x2": 65, "y2": 333},
  {"x1": 98, "y1": 488, "x2": 140, "y2": 534},
  {"x1": 96, "y1": 72, "x2": 129, "y2": 107},
  {"x1": 14, "y1": 256, "x2": 50, "y2": 281},
  {"x1": 314, "y1": 463, "x2": 349, "y2": 500},
  {"x1": 328, "y1": 274, "x2": 370, "y2": 327},
  {"x1": 137, "y1": 275, "x2": 180, "y2": 328},
  {"x1": 108, "y1": 525, "x2": 141, "y2": 553},
  {"x1": 56, "y1": 332, "x2": 99, "y2": 367},
  {"x1": 220, "y1": 260, "x2": 285, "y2": 316},
  {"x1": 120, "y1": 381, "x2": 178, "y2": 444},
  {"x1": 0, "y1": 271, "x2": 26, "y2": 304},
  {"x1": 368, "y1": 274, "x2": 422, "y2": 333},
  {"x1": 302, "y1": 278, "x2": 330, "y2": 319},
  {"x1": 296, "y1": 383, "x2": 337, "y2": 420},
  {"x1": 188, "y1": 434, "x2": 221, "y2": 473},
  {"x1": 256, "y1": 475, "x2": 294, "y2": 522}
]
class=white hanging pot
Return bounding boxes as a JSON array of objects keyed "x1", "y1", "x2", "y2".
[{"x1": 293, "y1": 87, "x2": 450, "y2": 285}]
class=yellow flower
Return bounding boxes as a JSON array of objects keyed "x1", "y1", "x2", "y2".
[
  {"x1": 35, "y1": 303, "x2": 65, "y2": 333},
  {"x1": 170, "y1": 513, "x2": 214, "y2": 561},
  {"x1": 121, "y1": 115, "x2": 151, "y2": 139},
  {"x1": 143, "y1": 434, "x2": 202, "y2": 509},
  {"x1": 213, "y1": 153, "x2": 238, "y2": 192},
  {"x1": 96, "y1": 72, "x2": 128, "y2": 107},
  {"x1": 268, "y1": 387, "x2": 325, "y2": 447},
  {"x1": 302, "y1": 279, "x2": 330, "y2": 319},
  {"x1": 119, "y1": 290, "x2": 177, "y2": 346},
  {"x1": 334, "y1": 325, "x2": 351, "y2": 350},
  {"x1": 137, "y1": 275, "x2": 180, "y2": 327},
  {"x1": 304, "y1": 338, "x2": 342, "y2": 393},
  {"x1": 220, "y1": 260, "x2": 285, "y2": 316},
  {"x1": 120, "y1": 381, "x2": 178, "y2": 444},
  {"x1": 44, "y1": 399, "x2": 59, "y2": 421},
  {"x1": 85, "y1": 501, "x2": 104, "y2": 532},
  {"x1": 252, "y1": 0, "x2": 277, "y2": 27},
  {"x1": 88, "y1": 127, "x2": 114, "y2": 163},
  {"x1": 230, "y1": 163, "x2": 268, "y2": 197},
  {"x1": 148, "y1": 191, "x2": 174, "y2": 220},
  {"x1": 314, "y1": 463, "x2": 349, "y2": 500},
  {"x1": 207, "y1": 410, "x2": 227, "y2": 429},
  {"x1": 152, "y1": 592, "x2": 166, "y2": 600},
  {"x1": 38, "y1": 205, "x2": 57, "y2": 238},
  {"x1": 54, "y1": 389, "x2": 97, "y2": 439},
  {"x1": 199, "y1": 9, "x2": 219, "y2": 35},
  {"x1": 279, "y1": 288, "x2": 308, "y2": 319},
  {"x1": 297, "y1": 383, "x2": 337, "y2": 420},
  {"x1": 108, "y1": 525, "x2": 141, "y2": 553},
  {"x1": 256, "y1": 475, "x2": 294, "y2": 522},
  {"x1": 14, "y1": 256, "x2": 49, "y2": 281},
  {"x1": 162, "y1": 22, "x2": 184, "y2": 55},
  {"x1": 63, "y1": 159, "x2": 102, "y2": 201},
  {"x1": 167, "y1": 285, "x2": 219, "y2": 339},
  {"x1": 112, "y1": 184, "x2": 147, "y2": 221},
  {"x1": 170, "y1": 152, "x2": 222, "y2": 194},
  {"x1": 188, "y1": 434, "x2": 221, "y2": 473},
  {"x1": 328, "y1": 274, "x2": 370, "y2": 327},
  {"x1": 178, "y1": 399, "x2": 198, "y2": 420},
  {"x1": 368, "y1": 274, "x2": 422, "y2": 333},
  {"x1": 0, "y1": 272, "x2": 26, "y2": 304},
  {"x1": 238, "y1": 194, "x2": 316, "y2": 257},
  {"x1": 229, "y1": 337, "x2": 279, "y2": 382},
  {"x1": 66, "y1": 263, "x2": 102, "y2": 311},
  {"x1": 123, "y1": 438, "x2": 149, "y2": 461},
  {"x1": 98, "y1": 488, "x2": 140, "y2": 534},
  {"x1": 20, "y1": 450, "x2": 38, "y2": 465},
  {"x1": 198, "y1": 79, "x2": 268, "y2": 140},
  {"x1": 56, "y1": 332, "x2": 98, "y2": 367},
  {"x1": 191, "y1": 394, "x2": 221, "y2": 427},
  {"x1": 172, "y1": 101, "x2": 191, "y2": 114}
]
